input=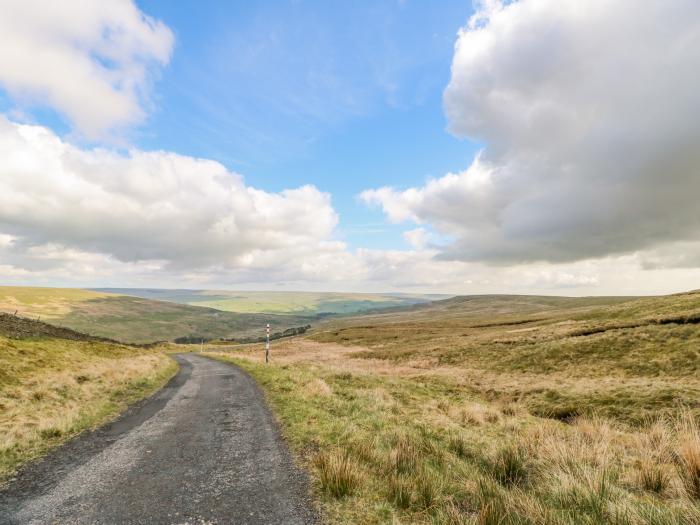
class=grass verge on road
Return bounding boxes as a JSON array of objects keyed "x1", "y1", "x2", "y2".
[
  {"x1": 208, "y1": 351, "x2": 700, "y2": 524},
  {"x1": 0, "y1": 336, "x2": 177, "y2": 482},
  {"x1": 205, "y1": 289, "x2": 700, "y2": 525}
]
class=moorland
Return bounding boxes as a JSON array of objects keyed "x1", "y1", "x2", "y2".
[{"x1": 206, "y1": 291, "x2": 700, "y2": 524}]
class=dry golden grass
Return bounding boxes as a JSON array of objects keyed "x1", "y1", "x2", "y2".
[
  {"x1": 676, "y1": 414, "x2": 700, "y2": 500},
  {"x1": 0, "y1": 286, "x2": 113, "y2": 319},
  {"x1": 210, "y1": 350, "x2": 700, "y2": 522},
  {"x1": 0, "y1": 336, "x2": 176, "y2": 480},
  {"x1": 314, "y1": 449, "x2": 363, "y2": 498},
  {"x1": 204, "y1": 290, "x2": 700, "y2": 523}
]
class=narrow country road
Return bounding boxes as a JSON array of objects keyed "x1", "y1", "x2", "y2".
[{"x1": 0, "y1": 354, "x2": 317, "y2": 525}]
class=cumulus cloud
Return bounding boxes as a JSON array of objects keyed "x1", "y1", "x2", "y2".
[
  {"x1": 0, "y1": 116, "x2": 354, "y2": 282},
  {"x1": 364, "y1": 0, "x2": 700, "y2": 265},
  {"x1": 0, "y1": 0, "x2": 173, "y2": 137},
  {"x1": 403, "y1": 228, "x2": 430, "y2": 250}
]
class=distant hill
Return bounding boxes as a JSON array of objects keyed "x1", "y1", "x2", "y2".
[
  {"x1": 92, "y1": 288, "x2": 446, "y2": 315},
  {"x1": 310, "y1": 290, "x2": 700, "y2": 422},
  {"x1": 0, "y1": 286, "x2": 313, "y2": 344}
]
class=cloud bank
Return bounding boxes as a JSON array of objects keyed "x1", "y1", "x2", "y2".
[
  {"x1": 0, "y1": 0, "x2": 173, "y2": 137},
  {"x1": 4, "y1": 115, "x2": 656, "y2": 294},
  {"x1": 364, "y1": 0, "x2": 700, "y2": 265},
  {"x1": 0, "y1": 116, "x2": 353, "y2": 282}
]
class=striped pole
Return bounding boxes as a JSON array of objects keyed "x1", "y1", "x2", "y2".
[{"x1": 265, "y1": 323, "x2": 270, "y2": 363}]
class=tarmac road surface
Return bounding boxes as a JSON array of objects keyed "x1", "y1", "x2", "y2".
[{"x1": 0, "y1": 353, "x2": 317, "y2": 525}]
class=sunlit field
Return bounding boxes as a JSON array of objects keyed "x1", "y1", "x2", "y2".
[{"x1": 206, "y1": 291, "x2": 700, "y2": 524}]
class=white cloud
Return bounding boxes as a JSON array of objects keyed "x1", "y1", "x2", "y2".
[
  {"x1": 0, "y1": 0, "x2": 173, "y2": 137},
  {"x1": 0, "y1": 116, "x2": 353, "y2": 283},
  {"x1": 403, "y1": 228, "x2": 430, "y2": 250},
  {"x1": 364, "y1": 0, "x2": 700, "y2": 265}
]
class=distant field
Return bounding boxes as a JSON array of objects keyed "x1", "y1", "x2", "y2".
[
  {"x1": 207, "y1": 291, "x2": 700, "y2": 524},
  {"x1": 94, "y1": 288, "x2": 444, "y2": 315},
  {"x1": 0, "y1": 287, "x2": 114, "y2": 319},
  {"x1": 0, "y1": 287, "x2": 313, "y2": 344}
]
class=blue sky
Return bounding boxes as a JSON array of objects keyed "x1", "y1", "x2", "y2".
[
  {"x1": 135, "y1": 0, "x2": 478, "y2": 250},
  {"x1": 2, "y1": 0, "x2": 700, "y2": 295}
]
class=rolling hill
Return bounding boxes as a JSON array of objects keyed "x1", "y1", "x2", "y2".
[
  {"x1": 205, "y1": 290, "x2": 700, "y2": 523},
  {"x1": 0, "y1": 286, "x2": 314, "y2": 344},
  {"x1": 92, "y1": 288, "x2": 445, "y2": 315}
]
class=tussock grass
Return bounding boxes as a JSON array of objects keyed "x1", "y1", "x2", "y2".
[
  {"x1": 489, "y1": 445, "x2": 530, "y2": 487},
  {"x1": 206, "y1": 352, "x2": 700, "y2": 524},
  {"x1": 314, "y1": 449, "x2": 362, "y2": 498},
  {"x1": 637, "y1": 461, "x2": 671, "y2": 494},
  {"x1": 0, "y1": 336, "x2": 175, "y2": 480},
  {"x1": 676, "y1": 413, "x2": 700, "y2": 500},
  {"x1": 205, "y1": 291, "x2": 700, "y2": 524}
]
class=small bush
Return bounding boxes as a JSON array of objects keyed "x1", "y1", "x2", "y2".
[
  {"x1": 637, "y1": 462, "x2": 670, "y2": 495},
  {"x1": 490, "y1": 445, "x2": 529, "y2": 487},
  {"x1": 313, "y1": 449, "x2": 361, "y2": 498},
  {"x1": 389, "y1": 434, "x2": 419, "y2": 474},
  {"x1": 476, "y1": 501, "x2": 510, "y2": 525},
  {"x1": 448, "y1": 433, "x2": 472, "y2": 459},
  {"x1": 39, "y1": 427, "x2": 62, "y2": 439},
  {"x1": 677, "y1": 438, "x2": 700, "y2": 500},
  {"x1": 348, "y1": 436, "x2": 378, "y2": 465},
  {"x1": 388, "y1": 474, "x2": 412, "y2": 509},
  {"x1": 415, "y1": 467, "x2": 443, "y2": 510}
]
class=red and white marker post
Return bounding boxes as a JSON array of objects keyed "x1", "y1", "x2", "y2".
[{"x1": 265, "y1": 323, "x2": 270, "y2": 363}]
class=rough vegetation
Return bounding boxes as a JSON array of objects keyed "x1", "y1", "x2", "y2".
[
  {"x1": 0, "y1": 314, "x2": 176, "y2": 481},
  {"x1": 0, "y1": 312, "x2": 113, "y2": 342},
  {"x1": 206, "y1": 290, "x2": 700, "y2": 524}
]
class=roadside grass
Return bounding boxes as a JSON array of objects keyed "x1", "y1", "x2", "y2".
[
  {"x1": 208, "y1": 352, "x2": 700, "y2": 524},
  {"x1": 204, "y1": 291, "x2": 700, "y2": 523},
  {"x1": 0, "y1": 336, "x2": 176, "y2": 481}
]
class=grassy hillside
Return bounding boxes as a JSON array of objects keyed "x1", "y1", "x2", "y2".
[
  {"x1": 206, "y1": 291, "x2": 700, "y2": 524},
  {"x1": 0, "y1": 313, "x2": 176, "y2": 481},
  {"x1": 0, "y1": 286, "x2": 114, "y2": 319},
  {"x1": 310, "y1": 292, "x2": 700, "y2": 422},
  {"x1": 94, "y1": 288, "x2": 443, "y2": 315},
  {"x1": 0, "y1": 286, "x2": 314, "y2": 343},
  {"x1": 58, "y1": 295, "x2": 314, "y2": 344}
]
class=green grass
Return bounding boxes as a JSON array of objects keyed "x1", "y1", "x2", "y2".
[
  {"x1": 309, "y1": 291, "x2": 700, "y2": 424},
  {"x1": 0, "y1": 286, "x2": 315, "y2": 343},
  {"x1": 209, "y1": 353, "x2": 700, "y2": 524},
  {"x1": 0, "y1": 335, "x2": 176, "y2": 481},
  {"x1": 59, "y1": 296, "x2": 314, "y2": 344},
  {"x1": 93, "y1": 288, "x2": 441, "y2": 315},
  {"x1": 0, "y1": 286, "x2": 114, "y2": 319},
  {"x1": 0, "y1": 286, "x2": 441, "y2": 343},
  {"x1": 204, "y1": 290, "x2": 700, "y2": 523}
]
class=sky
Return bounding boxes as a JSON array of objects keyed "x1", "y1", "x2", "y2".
[{"x1": 1, "y1": 0, "x2": 700, "y2": 295}]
